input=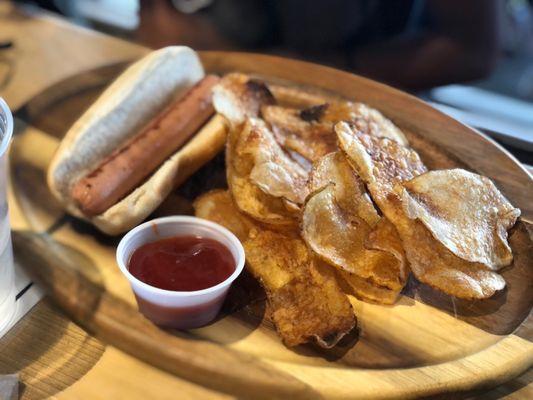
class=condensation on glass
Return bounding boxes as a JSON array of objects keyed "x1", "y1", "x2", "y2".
[{"x1": 0, "y1": 97, "x2": 15, "y2": 332}]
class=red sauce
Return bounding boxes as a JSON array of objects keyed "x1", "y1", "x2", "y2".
[{"x1": 128, "y1": 235, "x2": 235, "y2": 291}]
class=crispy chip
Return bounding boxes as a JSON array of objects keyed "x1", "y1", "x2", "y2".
[
  {"x1": 262, "y1": 102, "x2": 408, "y2": 163},
  {"x1": 336, "y1": 270, "x2": 401, "y2": 305},
  {"x1": 335, "y1": 122, "x2": 510, "y2": 299},
  {"x1": 391, "y1": 206, "x2": 506, "y2": 299},
  {"x1": 401, "y1": 169, "x2": 520, "y2": 269},
  {"x1": 336, "y1": 121, "x2": 427, "y2": 207},
  {"x1": 302, "y1": 184, "x2": 405, "y2": 291},
  {"x1": 365, "y1": 218, "x2": 408, "y2": 283},
  {"x1": 244, "y1": 230, "x2": 357, "y2": 347},
  {"x1": 261, "y1": 105, "x2": 338, "y2": 162},
  {"x1": 226, "y1": 162, "x2": 296, "y2": 226},
  {"x1": 194, "y1": 190, "x2": 356, "y2": 347},
  {"x1": 308, "y1": 152, "x2": 380, "y2": 226},
  {"x1": 340, "y1": 103, "x2": 408, "y2": 146},
  {"x1": 225, "y1": 118, "x2": 308, "y2": 226},
  {"x1": 239, "y1": 119, "x2": 308, "y2": 205},
  {"x1": 302, "y1": 152, "x2": 406, "y2": 299},
  {"x1": 212, "y1": 73, "x2": 275, "y2": 127},
  {"x1": 193, "y1": 189, "x2": 256, "y2": 241},
  {"x1": 268, "y1": 84, "x2": 330, "y2": 108},
  {"x1": 214, "y1": 75, "x2": 310, "y2": 225}
]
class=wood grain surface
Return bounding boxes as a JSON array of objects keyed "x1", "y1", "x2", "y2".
[
  {"x1": 0, "y1": 2, "x2": 531, "y2": 399},
  {"x1": 7, "y1": 55, "x2": 533, "y2": 400}
]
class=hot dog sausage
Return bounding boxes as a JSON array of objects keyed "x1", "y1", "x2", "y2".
[{"x1": 71, "y1": 74, "x2": 220, "y2": 216}]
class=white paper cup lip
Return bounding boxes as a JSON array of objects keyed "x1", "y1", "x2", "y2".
[{"x1": 116, "y1": 216, "x2": 246, "y2": 298}]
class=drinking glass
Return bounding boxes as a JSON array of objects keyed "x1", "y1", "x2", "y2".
[{"x1": 0, "y1": 97, "x2": 15, "y2": 332}]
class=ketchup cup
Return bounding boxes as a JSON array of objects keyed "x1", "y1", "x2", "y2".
[{"x1": 116, "y1": 216, "x2": 245, "y2": 329}]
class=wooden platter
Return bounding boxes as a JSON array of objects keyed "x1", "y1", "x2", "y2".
[{"x1": 8, "y1": 52, "x2": 533, "y2": 399}]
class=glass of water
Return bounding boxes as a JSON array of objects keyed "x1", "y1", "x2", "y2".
[{"x1": 0, "y1": 97, "x2": 15, "y2": 332}]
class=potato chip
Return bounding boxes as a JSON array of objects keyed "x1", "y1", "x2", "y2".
[
  {"x1": 336, "y1": 270, "x2": 401, "y2": 305},
  {"x1": 401, "y1": 169, "x2": 520, "y2": 269},
  {"x1": 335, "y1": 121, "x2": 427, "y2": 208},
  {"x1": 302, "y1": 184, "x2": 405, "y2": 292},
  {"x1": 225, "y1": 118, "x2": 309, "y2": 226},
  {"x1": 226, "y1": 160, "x2": 296, "y2": 227},
  {"x1": 212, "y1": 74, "x2": 295, "y2": 226},
  {"x1": 302, "y1": 152, "x2": 406, "y2": 299},
  {"x1": 261, "y1": 105, "x2": 338, "y2": 162},
  {"x1": 315, "y1": 102, "x2": 408, "y2": 145},
  {"x1": 226, "y1": 161, "x2": 293, "y2": 227},
  {"x1": 235, "y1": 118, "x2": 308, "y2": 203},
  {"x1": 193, "y1": 189, "x2": 256, "y2": 241},
  {"x1": 244, "y1": 229, "x2": 357, "y2": 347},
  {"x1": 214, "y1": 75, "x2": 311, "y2": 218},
  {"x1": 194, "y1": 190, "x2": 356, "y2": 347},
  {"x1": 262, "y1": 102, "x2": 408, "y2": 163},
  {"x1": 268, "y1": 84, "x2": 330, "y2": 108},
  {"x1": 212, "y1": 73, "x2": 275, "y2": 127},
  {"x1": 308, "y1": 152, "x2": 380, "y2": 226},
  {"x1": 391, "y1": 206, "x2": 506, "y2": 299},
  {"x1": 365, "y1": 218, "x2": 408, "y2": 283},
  {"x1": 335, "y1": 122, "x2": 509, "y2": 299}
]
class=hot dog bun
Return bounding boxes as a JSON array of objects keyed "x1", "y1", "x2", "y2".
[{"x1": 47, "y1": 46, "x2": 227, "y2": 235}]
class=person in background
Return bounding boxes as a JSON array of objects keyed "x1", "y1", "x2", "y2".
[
  {"x1": 139, "y1": 0, "x2": 500, "y2": 91},
  {"x1": 22, "y1": 0, "x2": 502, "y2": 91}
]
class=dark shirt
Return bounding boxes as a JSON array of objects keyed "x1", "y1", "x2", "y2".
[{"x1": 209, "y1": 0, "x2": 421, "y2": 55}]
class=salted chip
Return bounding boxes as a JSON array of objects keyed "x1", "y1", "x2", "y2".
[
  {"x1": 336, "y1": 270, "x2": 401, "y2": 305},
  {"x1": 304, "y1": 152, "x2": 406, "y2": 299},
  {"x1": 365, "y1": 218, "x2": 408, "y2": 283},
  {"x1": 225, "y1": 118, "x2": 308, "y2": 226},
  {"x1": 392, "y1": 210, "x2": 506, "y2": 299},
  {"x1": 308, "y1": 152, "x2": 380, "y2": 226},
  {"x1": 226, "y1": 162, "x2": 295, "y2": 226},
  {"x1": 346, "y1": 103, "x2": 408, "y2": 146},
  {"x1": 302, "y1": 184, "x2": 404, "y2": 291},
  {"x1": 261, "y1": 105, "x2": 338, "y2": 162},
  {"x1": 212, "y1": 74, "x2": 284, "y2": 224},
  {"x1": 302, "y1": 152, "x2": 406, "y2": 298},
  {"x1": 262, "y1": 102, "x2": 408, "y2": 163},
  {"x1": 244, "y1": 230, "x2": 356, "y2": 348},
  {"x1": 226, "y1": 146, "x2": 294, "y2": 226},
  {"x1": 268, "y1": 84, "x2": 330, "y2": 108},
  {"x1": 336, "y1": 121, "x2": 427, "y2": 207},
  {"x1": 194, "y1": 191, "x2": 355, "y2": 346},
  {"x1": 193, "y1": 189, "x2": 256, "y2": 241},
  {"x1": 212, "y1": 73, "x2": 275, "y2": 127},
  {"x1": 335, "y1": 122, "x2": 508, "y2": 299},
  {"x1": 401, "y1": 169, "x2": 520, "y2": 269},
  {"x1": 236, "y1": 118, "x2": 309, "y2": 205}
]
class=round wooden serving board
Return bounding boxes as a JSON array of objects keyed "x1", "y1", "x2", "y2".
[{"x1": 7, "y1": 52, "x2": 533, "y2": 399}]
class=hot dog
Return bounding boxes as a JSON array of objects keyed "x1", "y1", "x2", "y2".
[
  {"x1": 71, "y1": 75, "x2": 219, "y2": 216},
  {"x1": 47, "y1": 47, "x2": 227, "y2": 235}
]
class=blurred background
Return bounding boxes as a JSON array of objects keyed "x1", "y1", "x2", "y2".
[{"x1": 11, "y1": 0, "x2": 533, "y2": 160}]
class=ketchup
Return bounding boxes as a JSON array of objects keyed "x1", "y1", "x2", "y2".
[{"x1": 128, "y1": 235, "x2": 235, "y2": 291}]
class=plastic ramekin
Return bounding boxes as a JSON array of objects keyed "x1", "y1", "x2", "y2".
[{"x1": 116, "y1": 216, "x2": 245, "y2": 329}]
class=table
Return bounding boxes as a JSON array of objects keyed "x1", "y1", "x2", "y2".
[{"x1": 0, "y1": 2, "x2": 530, "y2": 399}]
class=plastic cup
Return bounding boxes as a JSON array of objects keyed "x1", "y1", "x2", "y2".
[
  {"x1": 0, "y1": 97, "x2": 16, "y2": 333},
  {"x1": 117, "y1": 216, "x2": 245, "y2": 329}
]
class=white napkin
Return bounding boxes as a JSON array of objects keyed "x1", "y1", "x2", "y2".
[
  {"x1": 0, "y1": 261, "x2": 43, "y2": 339},
  {"x1": 0, "y1": 374, "x2": 18, "y2": 400}
]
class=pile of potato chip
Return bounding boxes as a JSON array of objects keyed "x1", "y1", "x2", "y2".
[{"x1": 194, "y1": 73, "x2": 520, "y2": 348}]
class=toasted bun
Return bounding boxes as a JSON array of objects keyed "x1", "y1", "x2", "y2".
[{"x1": 47, "y1": 46, "x2": 227, "y2": 235}]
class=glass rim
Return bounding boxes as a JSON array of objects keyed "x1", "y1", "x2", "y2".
[{"x1": 0, "y1": 97, "x2": 13, "y2": 158}]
